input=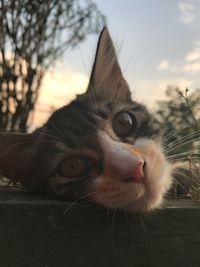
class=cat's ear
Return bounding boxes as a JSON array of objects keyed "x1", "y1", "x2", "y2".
[{"x1": 87, "y1": 27, "x2": 131, "y2": 101}]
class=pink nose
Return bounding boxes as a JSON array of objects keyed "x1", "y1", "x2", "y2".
[{"x1": 124, "y1": 160, "x2": 145, "y2": 183}]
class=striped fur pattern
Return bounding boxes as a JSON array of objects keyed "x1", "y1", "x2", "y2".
[{"x1": 0, "y1": 28, "x2": 172, "y2": 212}]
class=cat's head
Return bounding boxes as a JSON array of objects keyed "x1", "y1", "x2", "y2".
[{"x1": 0, "y1": 28, "x2": 172, "y2": 212}]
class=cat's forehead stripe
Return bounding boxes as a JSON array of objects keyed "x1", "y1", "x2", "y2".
[{"x1": 46, "y1": 96, "x2": 99, "y2": 146}]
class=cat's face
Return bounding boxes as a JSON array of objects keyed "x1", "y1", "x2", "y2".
[
  {"x1": 44, "y1": 95, "x2": 171, "y2": 212},
  {"x1": 0, "y1": 28, "x2": 172, "y2": 212}
]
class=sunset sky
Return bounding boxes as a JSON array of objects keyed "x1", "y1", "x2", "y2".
[{"x1": 33, "y1": 0, "x2": 200, "y2": 127}]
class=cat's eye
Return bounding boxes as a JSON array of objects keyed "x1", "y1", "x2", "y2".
[
  {"x1": 113, "y1": 111, "x2": 136, "y2": 137},
  {"x1": 58, "y1": 156, "x2": 94, "y2": 178}
]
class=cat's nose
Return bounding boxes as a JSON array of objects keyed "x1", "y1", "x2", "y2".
[
  {"x1": 98, "y1": 132, "x2": 146, "y2": 183},
  {"x1": 124, "y1": 160, "x2": 145, "y2": 183}
]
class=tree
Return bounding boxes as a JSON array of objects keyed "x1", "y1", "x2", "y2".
[{"x1": 0, "y1": 0, "x2": 105, "y2": 131}]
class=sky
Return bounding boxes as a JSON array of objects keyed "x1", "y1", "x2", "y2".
[{"x1": 33, "y1": 0, "x2": 200, "y2": 127}]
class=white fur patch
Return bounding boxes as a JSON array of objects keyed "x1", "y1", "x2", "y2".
[{"x1": 89, "y1": 131, "x2": 172, "y2": 212}]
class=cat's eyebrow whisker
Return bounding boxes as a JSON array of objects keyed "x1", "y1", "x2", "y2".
[
  {"x1": 78, "y1": 45, "x2": 90, "y2": 77},
  {"x1": 90, "y1": 90, "x2": 100, "y2": 112},
  {"x1": 86, "y1": 91, "x2": 95, "y2": 107},
  {"x1": 85, "y1": 79, "x2": 99, "y2": 113},
  {"x1": 0, "y1": 140, "x2": 38, "y2": 147},
  {"x1": 39, "y1": 130, "x2": 66, "y2": 140},
  {"x1": 86, "y1": 91, "x2": 100, "y2": 115},
  {"x1": 0, "y1": 139, "x2": 65, "y2": 148},
  {"x1": 47, "y1": 121, "x2": 67, "y2": 140}
]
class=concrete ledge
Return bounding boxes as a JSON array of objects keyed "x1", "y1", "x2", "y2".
[{"x1": 0, "y1": 190, "x2": 200, "y2": 267}]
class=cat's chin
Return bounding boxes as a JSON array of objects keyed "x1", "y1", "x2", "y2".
[{"x1": 90, "y1": 180, "x2": 169, "y2": 212}]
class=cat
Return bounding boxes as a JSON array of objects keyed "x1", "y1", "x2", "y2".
[{"x1": 0, "y1": 27, "x2": 173, "y2": 212}]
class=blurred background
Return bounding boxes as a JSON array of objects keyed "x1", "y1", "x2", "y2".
[{"x1": 35, "y1": 0, "x2": 200, "y2": 128}]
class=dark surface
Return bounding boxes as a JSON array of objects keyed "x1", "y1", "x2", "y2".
[{"x1": 0, "y1": 190, "x2": 200, "y2": 267}]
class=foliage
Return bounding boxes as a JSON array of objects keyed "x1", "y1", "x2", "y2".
[
  {"x1": 155, "y1": 87, "x2": 200, "y2": 160},
  {"x1": 154, "y1": 87, "x2": 200, "y2": 200},
  {"x1": 0, "y1": 0, "x2": 105, "y2": 131}
]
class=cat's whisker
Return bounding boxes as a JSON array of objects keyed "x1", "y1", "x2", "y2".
[
  {"x1": 162, "y1": 130, "x2": 200, "y2": 152},
  {"x1": 139, "y1": 215, "x2": 147, "y2": 234},
  {"x1": 123, "y1": 210, "x2": 135, "y2": 231},
  {"x1": 163, "y1": 129, "x2": 200, "y2": 150},
  {"x1": 162, "y1": 126, "x2": 194, "y2": 145},
  {"x1": 166, "y1": 129, "x2": 200, "y2": 146},
  {"x1": 110, "y1": 207, "x2": 118, "y2": 234},
  {"x1": 164, "y1": 192, "x2": 178, "y2": 197},
  {"x1": 171, "y1": 176, "x2": 190, "y2": 193},
  {"x1": 162, "y1": 134, "x2": 180, "y2": 148},
  {"x1": 106, "y1": 200, "x2": 114, "y2": 227},
  {"x1": 173, "y1": 167, "x2": 200, "y2": 182},
  {"x1": 63, "y1": 190, "x2": 117, "y2": 216},
  {"x1": 162, "y1": 130, "x2": 177, "y2": 144},
  {"x1": 167, "y1": 151, "x2": 200, "y2": 160},
  {"x1": 164, "y1": 136, "x2": 200, "y2": 154},
  {"x1": 164, "y1": 139, "x2": 194, "y2": 153},
  {"x1": 62, "y1": 191, "x2": 101, "y2": 216}
]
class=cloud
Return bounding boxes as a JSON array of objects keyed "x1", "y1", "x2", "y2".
[
  {"x1": 183, "y1": 62, "x2": 200, "y2": 72},
  {"x1": 178, "y1": 1, "x2": 195, "y2": 24},
  {"x1": 157, "y1": 60, "x2": 179, "y2": 72},
  {"x1": 157, "y1": 60, "x2": 170, "y2": 71},
  {"x1": 178, "y1": 0, "x2": 200, "y2": 25},
  {"x1": 185, "y1": 41, "x2": 200, "y2": 61},
  {"x1": 128, "y1": 78, "x2": 192, "y2": 109},
  {"x1": 158, "y1": 40, "x2": 200, "y2": 74},
  {"x1": 33, "y1": 64, "x2": 89, "y2": 127},
  {"x1": 38, "y1": 65, "x2": 88, "y2": 107}
]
